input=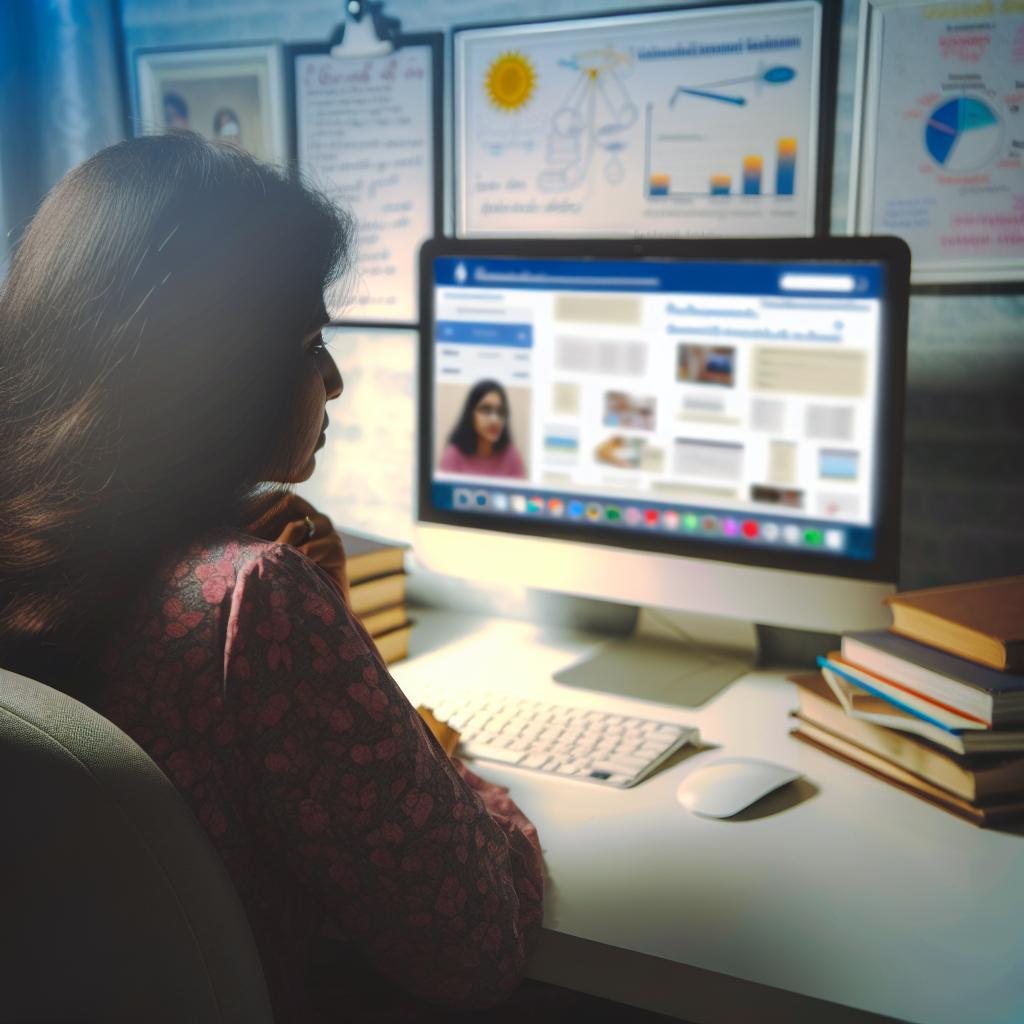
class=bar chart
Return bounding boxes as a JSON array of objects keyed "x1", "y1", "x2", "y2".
[
  {"x1": 776, "y1": 138, "x2": 797, "y2": 195},
  {"x1": 646, "y1": 107, "x2": 800, "y2": 199},
  {"x1": 742, "y1": 155, "x2": 763, "y2": 195}
]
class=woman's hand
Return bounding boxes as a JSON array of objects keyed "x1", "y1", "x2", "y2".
[{"x1": 246, "y1": 493, "x2": 349, "y2": 603}]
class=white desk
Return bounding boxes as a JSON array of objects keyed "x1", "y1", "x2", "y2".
[{"x1": 391, "y1": 609, "x2": 1024, "y2": 1024}]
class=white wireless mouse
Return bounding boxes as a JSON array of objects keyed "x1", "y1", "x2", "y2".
[{"x1": 676, "y1": 757, "x2": 803, "y2": 819}]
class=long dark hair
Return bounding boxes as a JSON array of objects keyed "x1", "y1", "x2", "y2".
[
  {"x1": 446, "y1": 379, "x2": 513, "y2": 457},
  {"x1": 0, "y1": 131, "x2": 351, "y2": 694}
]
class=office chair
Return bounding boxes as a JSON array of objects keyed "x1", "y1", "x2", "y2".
[{"x1": 0, "y1": 667, "x2": 274, "y2": 1024}]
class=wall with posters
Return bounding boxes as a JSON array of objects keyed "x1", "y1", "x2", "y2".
[{"x1": 119, "y1": 0, "x2": 1024, "y2": 593}]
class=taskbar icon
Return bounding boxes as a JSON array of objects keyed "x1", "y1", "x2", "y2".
[{"x1": 449, "y1": 488, "x2": 846, "y2": 553}]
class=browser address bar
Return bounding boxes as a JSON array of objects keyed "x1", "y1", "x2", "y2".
[
  {"x1": 779, "y1": 273, "x2": 857, "y2": 292},
  {"x1": 474, "y1": 268, "x2": 661, "y2": 287}
]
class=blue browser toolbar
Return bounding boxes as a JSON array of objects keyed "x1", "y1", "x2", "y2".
[{"x1": 433, "y1": 256, "x2": 884, "y2": 299}]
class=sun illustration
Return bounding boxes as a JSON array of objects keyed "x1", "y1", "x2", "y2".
[{"x1": 485, "y1": 51, "x2": 537, "y2": 112}]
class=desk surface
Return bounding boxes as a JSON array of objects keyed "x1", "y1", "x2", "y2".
[{"x1": 390, "y1": 609, "x2": 1024, "y2": 1024}]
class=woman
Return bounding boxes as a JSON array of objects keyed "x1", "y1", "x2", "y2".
[
  {"x1": 439, "y1": 380, "x2": 526, "y2": 479},
  {"x1": 0, "y1": 133, "x2": 541, "y2": 1022}
]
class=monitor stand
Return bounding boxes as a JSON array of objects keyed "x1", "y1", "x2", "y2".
[{"x1": 551, "y1": 607, "x2": 757, "y2": 709}]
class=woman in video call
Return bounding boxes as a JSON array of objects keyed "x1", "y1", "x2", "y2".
[
  {"x1": 439, "y1": 379, "x2": 526, "y2": 479},
  {"x1": 0, "y1": 132, "x2": 542, "y2": 1022}
]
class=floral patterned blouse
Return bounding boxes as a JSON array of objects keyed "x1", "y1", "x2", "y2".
[{"x1": 95, "y1": 533, "x2": 544, "y2": 1022}]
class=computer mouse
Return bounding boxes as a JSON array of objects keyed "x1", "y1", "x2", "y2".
[{"x1": 676, "y1": 757, "x2": 803, "y2": 818}]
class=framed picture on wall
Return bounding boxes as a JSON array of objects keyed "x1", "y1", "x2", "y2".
[
  {"x1": 135, "y1": 44, "x2": 288, "y2": 166},
  {"x1": 849, "y1": 0, "x2": 1024, "y2": 288}
]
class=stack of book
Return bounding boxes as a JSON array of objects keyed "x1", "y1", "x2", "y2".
[
  {"x1": 341, "y1": 530, "x2": 412, "y2": 665},
  {"x1": 792, "y1": 575, "x2": 1024, "y2": 827}
]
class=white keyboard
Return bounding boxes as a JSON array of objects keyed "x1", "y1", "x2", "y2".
[{"x1": 420, "y1": 689, "x2": 699, "y2": 788}]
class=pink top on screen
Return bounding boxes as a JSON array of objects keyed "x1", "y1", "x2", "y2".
[{"x1": 439, "y1": 444, "x2": 526, "y2": 479}]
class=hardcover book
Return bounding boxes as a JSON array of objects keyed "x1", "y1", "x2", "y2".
[
  {"x1": 339, "y1": 529, "x2": 407, "y2": 585},
  {"x1": 372, "y1": 622, "x2": 413, "y2": 666},
  {"x1": 819, "y1": 655, "x2": 988, "y2": 731},
  {"x1": 349, "y1": 572, "x2": 406, "y2": 618},
  {"x1": 791, "y1": 672, "x2": 1024, "y2": 801},
  {"x1": 812, "y1": 663, "x2": 1024, "y2": 755},
  {"x1": 885, "y1": 576, "x2": 1024, "y2": 672},
  {"x1": 791, "y1": 723, "x2": 1024, "y2": 828},
  {"x1": 359, "y1": 604, "x2": 408, "y2": 638},
  {"x1": 842, "y1": 630, "x2": 1024, "y2": 728}
]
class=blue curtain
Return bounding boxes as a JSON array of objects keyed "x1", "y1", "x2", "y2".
[{"x1": 0, "y1": 0, "x2": 126, "y2": 267}]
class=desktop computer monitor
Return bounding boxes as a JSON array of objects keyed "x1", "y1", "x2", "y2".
[{"x1": 415, "y1": 237, "x2": 909, "y2": 650}]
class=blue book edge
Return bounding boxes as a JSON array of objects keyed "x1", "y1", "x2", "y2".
[{"x1": 815, "y1": 656, "x2": 961, "y2": 736}]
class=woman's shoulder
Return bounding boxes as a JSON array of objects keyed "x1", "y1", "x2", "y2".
[
  {"x1": 152, "y1": 529, "x2": 274, "y2": 598},
  {"x1": 154, "y1": 529, "x2": 333, "y2": 608},
  {"x1": 98, "y1": 533, "x2": 321, "y2": 653},
  {"x1": 100, "y1": 531, "x2": 347, "y2": 682},
  {"x1": 439, "y1": 442, "x2": 465, "y2": 468}
]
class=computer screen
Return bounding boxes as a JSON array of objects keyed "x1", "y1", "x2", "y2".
[{"x1": 417, "y1": 238, "x2": 908, "y2": 624}]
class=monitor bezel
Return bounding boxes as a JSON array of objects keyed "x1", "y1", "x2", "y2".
[{"x1": 417, "y1": 235, "x2": 909, "y2": 584}]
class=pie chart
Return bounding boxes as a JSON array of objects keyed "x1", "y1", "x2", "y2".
[{"x1": 924, "y1": 97, "x2": 1001, "y2": 171}]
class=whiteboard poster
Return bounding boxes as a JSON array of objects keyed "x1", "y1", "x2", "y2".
[
  {"x1": 294, "y1": 41, "x2": 440, "y2": 324},
  {"x1": 851, "y1": 0, "x2": 1024, "y2": 285},
  {"x1": 454, "y1": 2, "x2": 827, "y2": 239}
]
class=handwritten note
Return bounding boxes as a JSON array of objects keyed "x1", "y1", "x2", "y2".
[{"x1": 295, "y1": 47, "x2": 435, "y2": 323}]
